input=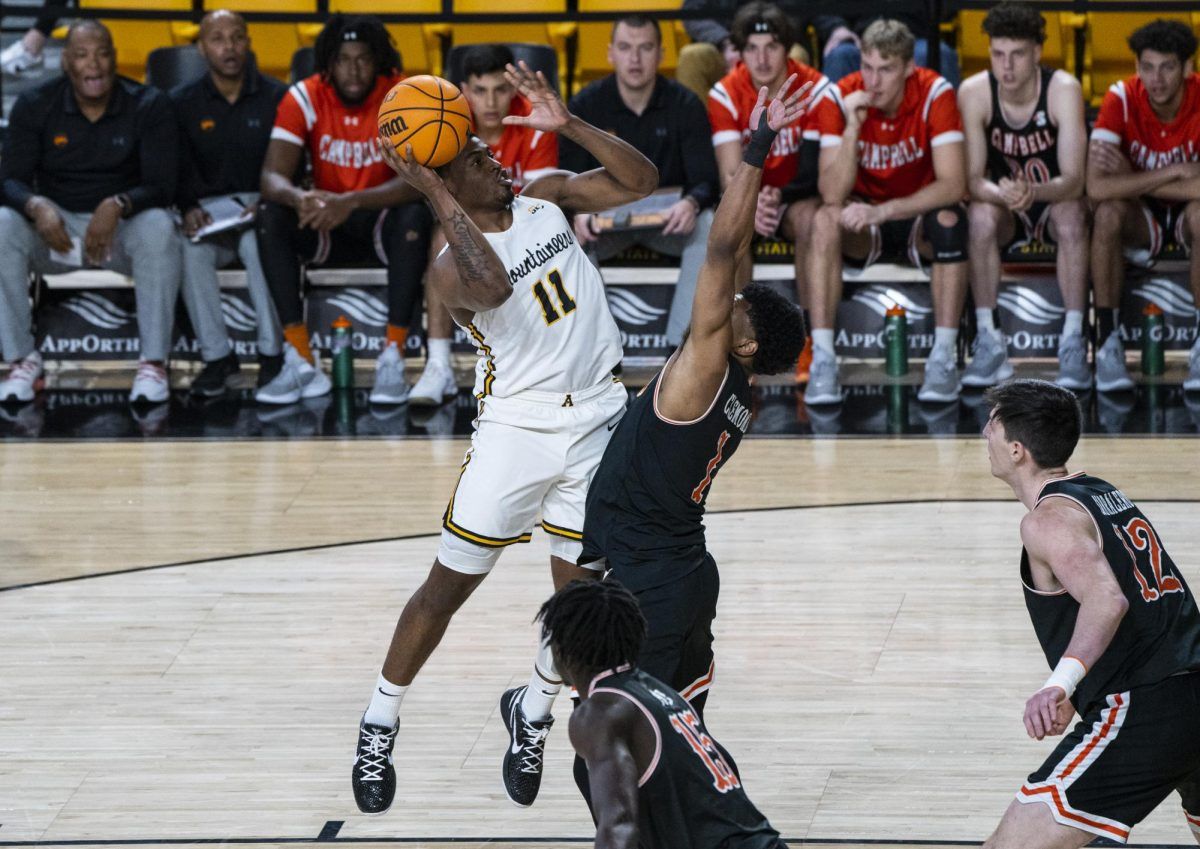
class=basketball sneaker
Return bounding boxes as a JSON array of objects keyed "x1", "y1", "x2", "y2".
[
  {"x1": 917, "y1": 347, "x2": 962, "y2": 403},
  {"x1": 352, "y1": 716, "x2": 399, "y2": 815},
  {"x1": 500, "y1": 686, "x2": 554, "y2": 808},
  {"x1": 803, "y1": 348, "x2": 842, "y2": 406},
  {"x1": 255, "y1": 344, "x2": 331, "y2": 405},
  {"x1": 256, "y1": 352, "x2": 284, "y2": 389},
  {"x1": 961, "y1": 330, "x2": 1011, "y2": 388},
  {"x1": 408, "y1": 358, "x2": 457, "y2": 407},
  {"x1": 130, "y1": 360, "x2": 170, "y2": 404},
  {"x1": 1055, "y1": 333, "x2": 1092, "y2": 390},
  {"x1": 370, "y1": 343, "x2": 410, "y2": 405},
  {"x1": 0, "y1": 351, "x2": 43, "y2": 403},
  {"x1": 190, "y1": 351, "x2": 240, "y2": 398},
  {"x1": 1095, "y1": 334, "x2": 1134, "y2": 393}
]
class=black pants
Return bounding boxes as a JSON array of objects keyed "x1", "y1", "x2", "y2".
[{"x1": 256, "y1": 200, "x2": 433, "y2": 329}]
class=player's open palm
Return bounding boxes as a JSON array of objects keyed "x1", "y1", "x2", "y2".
[
  {"x1": 748, "y1": 75, "x2": 814, "y2": 134},
  {"x1": 503, "y1": 61, "x2": 569, "y2": 133}
]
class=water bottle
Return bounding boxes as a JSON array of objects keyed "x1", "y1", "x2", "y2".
[
  {"x1": 885, "y1": 305, "x2": 908, "y2": 377},
  {"x1": 1141, "y1": 302, "x2": 1164, "y2": 376},
  {"x1": 331, "y1": 315, "x2": 354, "y2": 389}
]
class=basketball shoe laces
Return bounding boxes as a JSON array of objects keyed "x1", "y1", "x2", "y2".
[
  {"x1": 516, "y1": 715, "x2": 551, "y2": 774},
  {"x1": 355, "y1": 725, "x2": 396, "y2": 782},
  {"x1": 9, "y1": 358, "x2": 39, "y2": 381}
]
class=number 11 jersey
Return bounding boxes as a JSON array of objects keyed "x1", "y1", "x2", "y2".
[{"x1": 457, "y1": 195, "x2": 622, "y2": 399}]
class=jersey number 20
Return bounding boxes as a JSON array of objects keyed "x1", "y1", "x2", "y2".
[
  {"x1": 532, "y1": 269, "x2": 576, "y2": 325},
  {"x1": 1115, "y1": 517, "x2": 1184, "y2": 603}
]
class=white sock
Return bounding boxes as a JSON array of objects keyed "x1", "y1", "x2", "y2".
[
  {"x1": 520, "y1": 639, "x2": 562, "y2": 722},
  {"x1": 364, "y1": 673, "x2": 407, "y2": 728},
  {"x1": 427, "y1": 337, "x2": 451, "y2": 366},
  {"x1": 1062, "y1": 310, "x2": 1084, "y2": 338},
  {"x1": 811, "y1": 328, "x2": 835, "y2": 357},
  {"x1": 933, "y1": 327, "x2": 958, "y2": 356},
  {"x1": 975, "y1": 308, "x2": 996, "y2": 334}
]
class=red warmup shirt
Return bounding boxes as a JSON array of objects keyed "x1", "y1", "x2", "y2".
[
  {"x1": 812, "y1": 66, "x2": 963, "y2": 202},
  {"x1": 707, "y1": 59, "x2": 830, "y2": 189},
  {"x1": 271, "y1": 72, "x2": 403, "y2": 193},
  {"x1": 1091, "y1": 74, "x2": 1200, "y2": 170},
  {"x1": 484, "y1": 93, "x2": 558, "y2": 193}
]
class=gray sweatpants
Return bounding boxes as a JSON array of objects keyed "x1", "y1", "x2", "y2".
[
  {"x1": 0, "y1": 204, "x2": 182, "y2": 362},
  {"x1": 181, "y1": 225, "x2": 281, "y2": 361},
  {"x1": 586, "y1": 208, "x2": 713, "y2": 347}
]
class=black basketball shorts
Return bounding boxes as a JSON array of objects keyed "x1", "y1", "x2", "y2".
[{"x1": 1017, "y1": 670, "x2": 1200, "y2": 844}]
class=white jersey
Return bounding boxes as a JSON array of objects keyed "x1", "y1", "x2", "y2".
[{"x1": 452, "y1": 195, "x2": 623, "y2": 399}]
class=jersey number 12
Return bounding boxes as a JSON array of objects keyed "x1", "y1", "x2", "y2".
[
  {"x1": 1115, "y1": 517, "x2": 1184, "y2": 603},
  {"x1": 532, "y1": 269, "x2": 576, "y2": 325}
]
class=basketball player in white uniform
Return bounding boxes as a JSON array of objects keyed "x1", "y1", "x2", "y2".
[{"x1": 351, "y1": 61, "x2": 659, "y2": 815}]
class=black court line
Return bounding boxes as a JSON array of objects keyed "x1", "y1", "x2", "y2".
[
  {"x1": 0, "y1": 838, "x2": 1192, "y2": 848},
  {"x1": 5, "y1": 498, "x2": 1199, "y2": 596}
]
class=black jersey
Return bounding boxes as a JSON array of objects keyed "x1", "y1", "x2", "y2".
[
  {"x1": 1022, "y1": 473, "x2": 1200, "y2": 714},
  {"x1": 985, "y1": 67, "x2": 1061, "y2": 186},
  {"x1": 588, "y1": 665, "x2": 782, "y2": 849},
  {"x1": 583, "y1": 356, "x2": 753, "y2": 591}
]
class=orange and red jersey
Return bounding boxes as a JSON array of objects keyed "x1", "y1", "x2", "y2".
[
  {"x1": 707, "y1": 59, "x2": 830, "y2": 189},
  {"x1": 812, "y1": 66, "x2": 963, "y2": 203},
  {"x1": 271, "y1": 72, "x2": 403, "y2": 194},
  {"x1": 485, "y1": 93, "x2": 558, "y2": 193},
  {"x1": 1091, "y1": 74, "x2": 1200, "y2": 170}
]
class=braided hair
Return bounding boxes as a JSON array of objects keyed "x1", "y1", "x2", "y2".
[
  {"x1": 537, "y1": 580, "x2": 646, "y2": 678},
  {"x1": 314, "y1": 14, "x2": 401, "y2": 79}
]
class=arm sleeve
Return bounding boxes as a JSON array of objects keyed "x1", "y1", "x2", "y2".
[
  {"x1": 707, "y1": 82, "x2": 742, "y2": 149},
  {"x1": 679, "y1": 91, "x2": 719, "y2": 209},
  {"x1": 127, "y1": 92, "x2": 179, "y2": 214},
  {"x1": 270, "y1": 84, "x2": 310, "y2": 148},
  {"x1": 0, "y1": 95, "x2": 41, "y2": 213},
  {"x1": 1091, "y1": 84, "x2": 1127, "y2": 147},
  {"x1": 927, "y1": 79, "x2": 964, "y2": 148}
]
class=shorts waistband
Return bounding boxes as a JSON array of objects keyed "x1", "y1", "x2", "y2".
[{"x1": 498, "y1": 376, "x2": 622, "y2": 407}]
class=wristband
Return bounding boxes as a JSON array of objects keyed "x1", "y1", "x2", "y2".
[
  {"x1": 1042, "y1": 655, "x2": 1087, "y2": 699},
  {"x1": 742, "y1": 113, "x2": 778, "y2": 169}
]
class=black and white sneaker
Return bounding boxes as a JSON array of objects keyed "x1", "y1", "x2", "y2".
[
  {"x1": 500, "y1": 686, "x2": 553, "y2": 807},
  {"x1": 352, "y1": 716, "x2": 398, "y2": 815}
]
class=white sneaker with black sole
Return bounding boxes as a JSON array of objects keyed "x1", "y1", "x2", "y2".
[
  {"x1": 408, "y1": 357, "x2": 457, "y2": 407},
  {"x1": 255, "y1": 344, "x2": 331, "y2": 405}
]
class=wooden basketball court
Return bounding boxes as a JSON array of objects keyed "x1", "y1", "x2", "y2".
[{"x1": 2, "y1": 436, "x2": 1199, "y2": 847}]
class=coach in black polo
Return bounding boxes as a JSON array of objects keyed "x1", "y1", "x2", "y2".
[
  {"x1": 0, "y1": 19, "x2": 181, "y2": 405},
  {"x1": 171, "y1": 9, "x2": 287, "y2": 396},
  {"x1": 560, "y1": 14, "x2": 719, "y2": 350}
]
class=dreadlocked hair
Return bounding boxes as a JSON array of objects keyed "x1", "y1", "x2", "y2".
[
  {"x1": 537, "y1": 580, "x2": 646, "y2": 676},
  {"x1": 742, "y1": 282, "x2": 806, "y2": 375},
  {"x1": 314, "y1": 14, "x2": 401, "y2": 78}
]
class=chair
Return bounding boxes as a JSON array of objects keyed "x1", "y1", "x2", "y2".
[
  {"x1": 444, "y1": 42, "x2": 560, "y2": 93},
  {"x1": 144, "y1": 45, "x2": 208, "y2": 90},
  {"x1": 290, "y1": 46, "x2": 315, "y2": 83}
]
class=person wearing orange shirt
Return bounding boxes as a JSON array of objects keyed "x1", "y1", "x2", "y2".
[
  {"x1": 1088, "y1": 20, "x2": 1200, "y2": 394},
  {"x1": 411, "y1": 43, "x2": 560, "y2": 408},
  {"x1": 255, "y1": 16, "x2": 433, "y2": 406}
]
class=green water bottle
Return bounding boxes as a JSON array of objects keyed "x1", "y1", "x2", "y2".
[
  {"x1": 1141, "y1": 302, "x2": 1164, "y2": 376},
  {"x1": 331, "y1": 315, "x2": 354, "y2": 389},
  {"x1": 885, "y1": 305, "x2": 908, "y2": 377}
]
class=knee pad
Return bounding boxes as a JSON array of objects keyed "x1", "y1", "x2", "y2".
[
  {"x1": 436, "y1": 529, "x2": 505, "y2": 575},
  {"x1": 549, "y1": 534, "x2": 598, "y2": 569},
  {"x1": 922, "y1": 205, "x2": 968, "y2": 264}
]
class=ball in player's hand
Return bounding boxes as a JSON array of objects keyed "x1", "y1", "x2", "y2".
[{"x1": 377, "y1": 75, "x2": 473, "y2": 168}]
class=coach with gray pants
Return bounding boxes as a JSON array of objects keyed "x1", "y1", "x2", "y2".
[{"x1": 0, "y1": 20, "x2": 180, "y2": 404}]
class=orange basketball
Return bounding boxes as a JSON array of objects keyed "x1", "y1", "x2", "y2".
[{"x1": 377, "y1": 75, "x2": 473, "y2": 169}]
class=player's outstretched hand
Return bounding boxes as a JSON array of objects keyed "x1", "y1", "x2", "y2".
[
  {"x1": 379, "y1": 133, "x2": 444, "y2": 197},
  {"x1": 502, "y1": 61, "x2": 570, "y2": 133},
  {"x1": 1024, "y1": 686, "x2": 1070, "y2": 740},
  {"x1": 747, "y1": 75, "x2": 815, "y2": 134}
]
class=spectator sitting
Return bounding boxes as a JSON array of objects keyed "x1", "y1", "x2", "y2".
[
  {"x1": 958, "y1": 1, "x2": 1090, "y2": 390},
  {"x1": 0, "y1": 20, "x2": 181, "y2": 404},
  {"x1": 708, "y1": 1, "x2": 830, "y2": 380},
  {"x1": 561, "y1": 14, "x2": 720, "y2": 351},
  {"x1": 816, "y1": 2, "x2": 961, "y2": 87},
  {"x1": 413, "y1": 42, "x2": 561, "y2": 408},
  {"x1": 171, "y1": 9, "x2": 287, "y2": 398},
  {"x1": 255, "y1": 14, "x2": 433, "y2": 406},
  {"x1": 807, "y1": 19, "x2": 968, "y2": 405},
  {"x1": 1087, "y1": 19, "x2": 1200, "y2": 393}
]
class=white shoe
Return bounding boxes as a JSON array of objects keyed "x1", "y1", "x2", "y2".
[
  {"x1": 408, "y1": 357, "x2": 457, "y2": 407},
  {"x1": 370, "y1": 343, "x2": 410, "y2": 405},
  {"x1": 0, "y1": 351, "x2": 43, "y2": 402},
  {"x1": 803, "y1": 348, "x2": 843, "y2": 406},
  {"x1": 130, "y1": 360, "x2": 170, "y2": 403},
  {"x1": 255, "y1": 343, "x2": 331, "y2": 405},
  {"x1": 1095, "y1": 334, "x2": 1134, "y2": 393},
  {"x1": 917, "y1": 346, "x2": 962, "y2": 403},
  {"x1": 1, "y1": 40, "x2": 43, "y2": 75}
]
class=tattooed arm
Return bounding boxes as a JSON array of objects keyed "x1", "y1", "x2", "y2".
[{"x1": 380, "y1": 135, "x2": 512, "y2": 316}]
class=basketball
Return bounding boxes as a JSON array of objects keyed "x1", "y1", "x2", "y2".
[{"x1": 377, "y1": 75, "x2": 473, "y2": 169}]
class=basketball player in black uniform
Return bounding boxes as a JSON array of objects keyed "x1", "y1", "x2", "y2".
[
  {"x1": 982, "y1": 378, "x2": 1200, "y2": 847},
  {"x1": 958, "y1": 2, "x2": 1090, "y2": 390},
  {"x1": 539, "y1": 579, "x2": 787, "y2": 849},
  {"x1": 579, "y1": 77, "x2": 810, "y2": 714}
]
